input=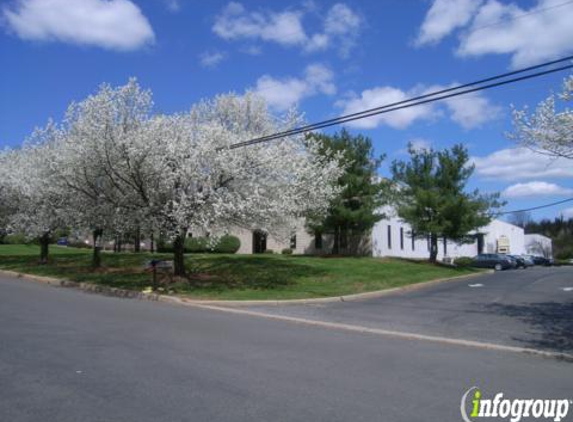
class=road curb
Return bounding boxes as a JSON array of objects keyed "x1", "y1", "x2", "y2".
[
  {"x1": 3, "y1": 268, "x2": 572, "y2": 361},
  {"x1": 0, "y1": 268, "x2": 491, "y2": 306}
]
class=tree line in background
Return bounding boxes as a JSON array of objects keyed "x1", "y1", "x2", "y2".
[{"x1": 526, "y1": 218, "x2": 573, "y2": 260}]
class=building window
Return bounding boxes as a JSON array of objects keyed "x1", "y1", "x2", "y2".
[
  {"x1": 400, "y1": 227, "x2": 404, "y2": 250},
  {"x1": 387, "y1": 225, "x2": 392, "y2": 249},
  {"x1": 290, "y1": 234, "x2": 297, "y2": 250},
  {"x1": 411, "y1": 231, "x2": 415, "y2": 251},
  {"x1": 443, "y1": 237, "x2": 447, "y2": 255},
  {"x1": 315, "y1": 233, "x2": 323, "y2": 249}
]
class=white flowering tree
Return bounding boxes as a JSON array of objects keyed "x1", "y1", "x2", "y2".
[
  {"x1": 48, "y1": 79, "x2": 155, "y2": 267},
  {"x1": 44, "y1": 80, "x2": 342, "y2": 276},
  {"x1": 0, "y1": 149, "x2": 18, "y2": 238},
  {"x1": 139, "y1": 94, "x2": 343, "y2": 276},
  {"x1": 1, "y1": 131, "x2": 67, "y2": 263},
  {"x1": 510, "y1": 74, "x2": 573, "y2": 159}
]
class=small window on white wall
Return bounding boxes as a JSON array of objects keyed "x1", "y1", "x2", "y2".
[
  {"x1": 400, "y1": 227, "x2": 404, "y2": 250},
  {"x1": 387, "y1": 225, "x2": 392, "y2": 249}
]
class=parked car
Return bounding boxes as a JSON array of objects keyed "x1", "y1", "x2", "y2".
[
  {"x1": 472, "y1": 254, "x2": 514, "y2": 271},
  {"x1": 507, "y1": 255, "x2": 530, "y2": 269},
  {"x1": 56, "y1": 237, "x2": 69, "y2": 246},
  {"x1": 530, "y1": 255, "x2": 554, "y2": 266},
  {"x1": 519, "y1": 255, "x2": 535, "y2": 267}
]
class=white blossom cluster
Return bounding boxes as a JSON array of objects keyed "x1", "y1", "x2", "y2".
[
  {"x1": 0, "y1": 79, "x2": 343, "y2": 249},
  {"x1": 510, "y1": 74, "x2": 573, "y2": 160}
]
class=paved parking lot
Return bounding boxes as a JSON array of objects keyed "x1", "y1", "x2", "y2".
[{"x1": 237, "y1": 266, "x2": 573, "y2": 353}]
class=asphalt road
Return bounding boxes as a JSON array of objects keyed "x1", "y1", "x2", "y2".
[
  {"x1": 0, "y1": 272, "x2": 572, "y2": 422},
  {"x1": 243, "y1": 266, "x2": 573, "y2": 353}
]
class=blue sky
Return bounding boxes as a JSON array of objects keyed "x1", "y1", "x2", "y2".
[{"x1": 1, "y1": 0, "x2": 572, "y2": 220}]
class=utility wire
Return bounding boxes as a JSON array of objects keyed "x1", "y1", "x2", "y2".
[
  {"x1": 499, "y1": 197, "x2": 573, "y2": 215},
  {"x1": 228, "y1": 56, "x2": 573, "y2": 149}
]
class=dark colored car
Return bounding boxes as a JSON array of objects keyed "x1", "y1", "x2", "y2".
[
  {"x1": 472, "y1": 254, "x2": 514, "y2": 271},
  {"x1": 56, "y1": 237, "x2": 69, "y2": 246},
  {"x1": 531, "y1": 256, "x2": 553, "y2": 266},
  {"x1": 507, "y1": 255, "x2": 528, "y2": 269}
]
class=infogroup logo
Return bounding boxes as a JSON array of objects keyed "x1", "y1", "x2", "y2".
[{"x1": 461, "y1": 387, "x2": 571, "y2": 422}]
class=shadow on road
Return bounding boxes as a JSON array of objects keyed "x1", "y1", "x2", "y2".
[{"x1": 485, "y1": 301, "x2": 573, "y2": 353}]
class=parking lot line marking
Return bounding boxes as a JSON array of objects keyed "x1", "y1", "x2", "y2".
[
  {"x1": 190, "y1": 303, "x2": 573, "y2": 362},
  {"x1": 562, "y1": 287, "x2": 573, "y2": 292},
  {"x1": 468, "y1": 284, "x2": 484, "y2": 288}
]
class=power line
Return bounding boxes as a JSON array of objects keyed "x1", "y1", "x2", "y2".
[
  {"x1": 499, "y1": 197, "x2": 573, "y2": 215},
  {"x1": 228, "y1": 56, "x2": 573, "y2": 149}
]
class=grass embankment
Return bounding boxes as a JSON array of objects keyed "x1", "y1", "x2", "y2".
[{"x1": 0, "y1": 245, "x2": 477, "y2": 300}]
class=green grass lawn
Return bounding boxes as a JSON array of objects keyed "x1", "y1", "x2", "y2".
[
  {"x1": 0, "y1": 244, "x2": 90, "y2": 256},
  {"x1": 0, "y1": 244, "x2": 478, "y2": 300}
]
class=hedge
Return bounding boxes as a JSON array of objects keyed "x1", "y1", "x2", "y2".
[
  {"x1": 159, "y1": 235, "x2": 241, "y2": 254},
  {"x1": 454, "y1": 256, "x2": 474, "y2": 267}
]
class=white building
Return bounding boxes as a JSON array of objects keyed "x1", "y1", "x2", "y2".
[
  {"x1": 524, "y1": 234, "x2": 553, "y2": 258},
  {"x1": 371, "y1": 207, "x2": 526, "y2": 260}
]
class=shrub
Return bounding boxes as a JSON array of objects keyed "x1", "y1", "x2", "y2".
[
  {"x1": 454, "y1": 256, "x2": 474, "y2": 267},
  {"x1": 281, "y1": 248, "x2": 293, "y2": 255},
  {"x1": 67, "y1": 240, "x2": 93, "y2": 249},
  {"x1": 263, "y1": 249, "x2": 275, "y2": 254},
  {"x1": 3, "y1": 233, "x2": 28, "y2": 244},
  {"x1": 184, "y1": 237, "x2": 209, "y2": 253},
  {"x1": 215, "y1": 235, "x2": 241, "y2": 254},
  {"x1": 184, "y1": 235, "x2": 241, "y2": 254}
]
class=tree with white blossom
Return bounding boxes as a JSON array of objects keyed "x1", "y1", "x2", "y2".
[
  {"x1": 1, "y1": 132, "x2": 67, "y2": 263},
  {"x1": 48, "y1": 80, "x2": 157, "y2": 267},
  {"x1": 510, "y1": 73, "x2": 573, "y2": 159},
  {"x1": 46, "y1": 80, "x2": 343, "y2": 276}
]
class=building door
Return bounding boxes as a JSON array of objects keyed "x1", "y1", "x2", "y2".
[
  {"x1": 252, "y1": 230, "x2": 267, "y2": 254},
  {"x1": 477, "y1": 234, "x2": 484, "y2": 254}
]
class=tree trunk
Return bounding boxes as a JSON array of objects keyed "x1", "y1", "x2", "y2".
[
  {"x1": 150, "y1": 232, "x2": 155, "y2": 254},
  {"x1": 134, "y1": 227, "x2": 141, "y2": 253},
  {"x1": 92, "y1": 228, "x2": 103, "y2": 268},
  {"x1": 332, "y1": 226, "x2": 340, "y2": 255},
  {"x1": 39, "y1": 232, "x2": 50, "y2": 264},
  {"x1": 173, "y1": 229, "x2": 187, "y2": 277},
  {"x1": 429, "y1": 233, "x2": 438, "y2": 263}
]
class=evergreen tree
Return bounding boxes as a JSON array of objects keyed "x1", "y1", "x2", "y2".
[
  {"x1": 391, "y1": 144, "x2": 502, "y2": 262},
  {"x1": 307, "y1": 129, "x2": 389, "y2": 255}
]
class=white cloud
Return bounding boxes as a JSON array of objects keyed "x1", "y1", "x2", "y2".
[
  {"x1": 254, "y1": 64, "x2": 336, "y2": 112},
  {"x1": 397, "y1": 138, "x2": 433, "y2": 155},
  {"x1": 315, "y1": 3, "x2": 362, "y2": 57},
  {"x1": 409, "y1": 138, "x2": 432, "y2": 152},
  {"x1": 2, "y1": 0, "x2": 155, "y2": 51},
  {"x1": 164, "y1": 0, "x2": 180, "y2": 13},
  {"x1": 199, "y1": 51, "x2": 226, "y2": 68},
  {"x1": 240, "y1": 45, "x2": 262, "y2": 55},
  {"x1": 561, "y1": 207, "x2": 573, "y2": 218},
  {"x1": 440, "y1": 87, "x2": 502, "y2": 129},
  {"x1": 416, "y1": 0, "x2": 482, "y2": 46},
  {"x1": 472, "y1": 147, "x2": 573, "y2": 181},
  {"x1": 213, "y1": 2, "x2": 362, "y2": 57},
  {"x1": 336, "y1": 86, "x2": 437, "y2": 129},
  {"x1": 458, "y1": 0, "x2": 573, "y2": 67},
  {"x1": 213, "y1": 2, "x2": 306, "y2": 46},
  {"x1": 335, "y1": 83, "x2": 499, "y2": 130},
  {"x1": 502, "y1": 181, "x2": 573, "y2": 198},
  {"x1": 416, "y1": 0, "x2": 573, "y2": 67}
]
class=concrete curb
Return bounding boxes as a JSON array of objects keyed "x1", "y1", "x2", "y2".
[
  {"x1": 193, "y1": 270, "x2": 492, "y2": 306},
  {"x1": 4, "y1": 268, "x2": 572, "y2": 361},
  {"x1": 0, "y1": 268, "x2": 491, "y2": 306}
]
